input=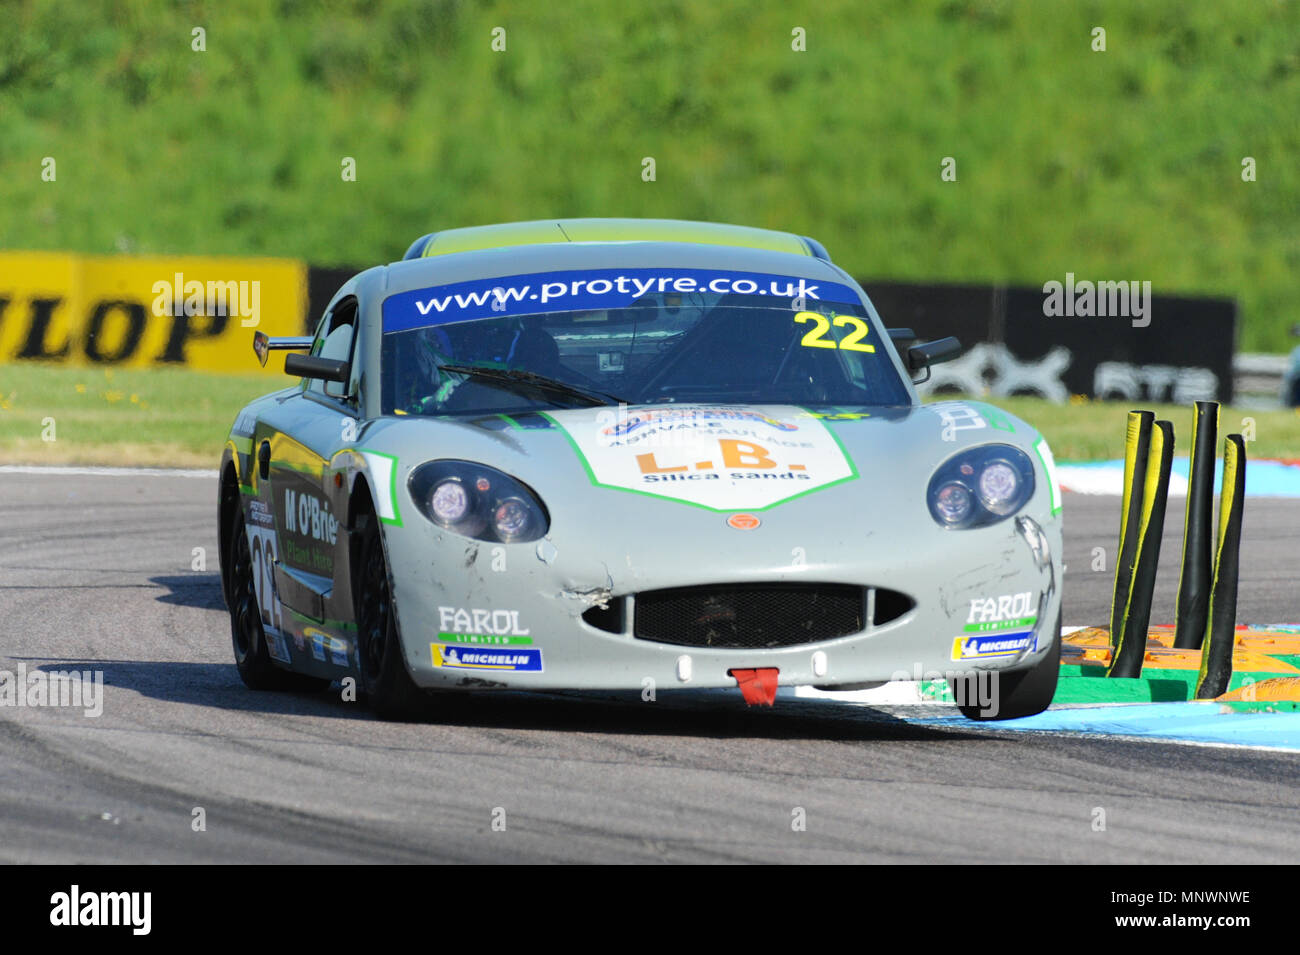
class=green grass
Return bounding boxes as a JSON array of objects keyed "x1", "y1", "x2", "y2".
[
  {"x1": 2, "y1": 0, "x2": 1298, "y2": 350},
  {"x1": 3, "y1": 363, "x2": 1296, "y2": 468},
  {"x1": 0, "y1": 364, "x2": 275, "y2": 468},
  {"x1": 929, "y1": 393, "x2": 1300, "y2": 461}
]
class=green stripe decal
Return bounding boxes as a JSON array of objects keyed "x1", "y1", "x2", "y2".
[
  {"x1": 1032, "y1": 436, "x2": 1062, "y2": 516},
  {"x1": 358, "y1": 449, "x2": 403, "y2": 526},
  {"x1": 964, "y1": 616, "x2": 1037, "y2": 633},
  {"x1": 439, "y1": 632, "x2": 533, "y2": 646}
]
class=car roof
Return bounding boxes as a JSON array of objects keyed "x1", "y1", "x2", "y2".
[
  {"x1": 401, "y1": 218, "x2": 832, "y2": 262},
  {"x1": 377, "y1": 238, "x2": 852, "y2": 300}
]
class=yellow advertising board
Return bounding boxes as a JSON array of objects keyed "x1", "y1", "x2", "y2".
[{"x1": 0, "y1": 252, "x2": 306, "y2": 372}]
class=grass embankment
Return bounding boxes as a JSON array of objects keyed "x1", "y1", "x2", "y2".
[
  {"x1": 952, "y1": 394, "x2": 1300, "y2": 461},
  {"x1": 0, "y1": 364, "x2": 273, "y2": 468},
  {"x1": 2, "y1": 365, "x2": 1297, "y2": 468},
  {"x1": 2, "y1": 0, "x2": 1297, "y2": 349}
]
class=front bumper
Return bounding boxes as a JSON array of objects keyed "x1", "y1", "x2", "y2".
[{"x1": 383, "y1": 501, "x2": 1063, "y2": 693}]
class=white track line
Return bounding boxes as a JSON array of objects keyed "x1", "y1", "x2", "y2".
[
  {"x1": 0, "y1": 465, "x2": 218, "y2": 478},
  {"x1": 1058, "y1": 466, "x2": 1189, "y2": 497}
]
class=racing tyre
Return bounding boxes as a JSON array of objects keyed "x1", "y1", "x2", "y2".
[
  {"x1": 228, "y1": 505, "x2": 329, "y2": 692},
  {"x1": 355, "y1": 514, "x2": 429, "y2": 720},
  {"x1": 952, "y1": 611, "x2": 1060, "y2": 721}
]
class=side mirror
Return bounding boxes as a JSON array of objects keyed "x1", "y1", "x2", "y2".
[
  {"x1": 887, "y1": 327, "x2": 916, "y2": 344},
  {"x1": 906, "y1": 336, "x2": 962, "y2": 384},
  {"x1": 285, "y1": 353, "x2": 349, "y2": 383},
  {"x1": 253, "y1": 331, "x2": 314, "y2": 367}
]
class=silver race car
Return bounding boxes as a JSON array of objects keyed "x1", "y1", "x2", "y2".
[{"x1": 219, "y1": 218, "x2": 1064, "y2": 721}]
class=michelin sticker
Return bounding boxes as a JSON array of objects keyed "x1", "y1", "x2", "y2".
[
  {"x1": 951, "y1": 632, "x2": 1035, "y2": 661},
  {"x1": 552, "y1": 404, "x2": 857, "y2": 510},
  {"x1": 431, "y1": 644, "x2": 543, "y2": 672}
]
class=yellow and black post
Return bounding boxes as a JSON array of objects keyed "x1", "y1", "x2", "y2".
[
  {"x1": 1109, "y1": 411, "x2": 1154, "y2": 655},
  {"x1": 1195, "y1": 434, "x2": 1247, "y2": 699},
  {"x1": 1108, "y1": 418, "x2": 1175, "y2": 678},
  {"x1": 1174, "y1": 400, "x2": 1219, "y2": 649}
]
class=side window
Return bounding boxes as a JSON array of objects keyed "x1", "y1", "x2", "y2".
[{"x1": 309, "y1": 298, "x2": 358, "y2": 401}]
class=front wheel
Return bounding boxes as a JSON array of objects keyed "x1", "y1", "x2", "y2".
[
  {"x1": 951, "y1": 611, "x2": 1060, "y2": 721},
  {"x1": 355, "y1": 514, "x2": 429, "y2": 720}
]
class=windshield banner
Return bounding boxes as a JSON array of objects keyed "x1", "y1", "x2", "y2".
[{"x1": 382, "y1": 268, "x2": 862, "y2": 332}]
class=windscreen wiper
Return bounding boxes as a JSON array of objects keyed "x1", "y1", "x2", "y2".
[{"x1": 438, "y1": 363, "x2": 627, "y2": 407}]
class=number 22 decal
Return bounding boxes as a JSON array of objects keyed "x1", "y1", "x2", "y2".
[
  {"x1": 794, "y1": 311, "x2": 875, "y2": 352},
  {"x1": 247, "y1": 525, "x2": 282, "y2": 632}
]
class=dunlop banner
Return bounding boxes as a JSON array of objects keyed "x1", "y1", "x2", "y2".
[{"x1": 0, "y1": 252, "x2": 306, "y2": 372}]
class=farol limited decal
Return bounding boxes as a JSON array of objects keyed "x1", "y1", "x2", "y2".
[{"x1": 966, "y1": 591, "x2": 1037, "y2": 632}]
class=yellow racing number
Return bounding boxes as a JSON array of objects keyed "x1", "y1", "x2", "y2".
[
  {"x1": 794, "y1": 311, "x2": 836, "y2": 349},
  {"x1": 834, "y1": 315, "x2": 875, "y2": 352},
  {"x1": 794, "y1": 311, "x2": 875, "y2": 353}
]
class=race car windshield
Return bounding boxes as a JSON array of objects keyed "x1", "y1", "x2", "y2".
[{"x1": 380, "y1": 273, "x2": 911, "y2": 416}]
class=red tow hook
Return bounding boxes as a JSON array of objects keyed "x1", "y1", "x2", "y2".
[{"x1": 728, "y1": 668, "x2": 779, "y2": 706}]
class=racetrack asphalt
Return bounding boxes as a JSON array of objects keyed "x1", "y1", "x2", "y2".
[{"x1": 1, "y1": 472, "x2": 1297, "y2": 863}]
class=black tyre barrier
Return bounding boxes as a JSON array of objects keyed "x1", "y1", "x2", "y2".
[
  {"x1": 1108, "y1": 418, "x2": 1174, "y2": 678},
  {"x1": 1174, "y1": 400, "x2": 1219, "y2": 650},
  {"x1": 1195, "y1": 434, "x2": 1247, "y2": 699},
  {"x1": 1109, "y1": 410, "x2": 1154, "y2": 657}
]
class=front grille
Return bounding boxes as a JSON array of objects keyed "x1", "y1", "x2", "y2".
[
  {"x1": 582, "y1": 598, "x2": 625, "y2": 634},
  {"x1": 633, "y1": 583, "x2": 866, "y2": 649},
  {"x1": 871, "y1": 587, "x2": 914, "y2": 627}
]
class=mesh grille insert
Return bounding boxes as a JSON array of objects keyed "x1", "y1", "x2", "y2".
[{"x1": 633, "y1": 583, "x2": 866, "y2": 649}]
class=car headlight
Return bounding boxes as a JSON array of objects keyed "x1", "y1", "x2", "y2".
[
  {"x1": 409, "y1": 461, "x2": 549, "y2": 542},
  {"x1": 431, "y1": 480, "x2": 471, "y2": 523},
  {"x1": 927, "y1": 445, "x2": 1035, "y2": 529}
]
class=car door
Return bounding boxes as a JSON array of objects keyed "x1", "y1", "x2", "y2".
[{"x1": 257, "y1": 297, "x2": 362, "y2": 665}]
